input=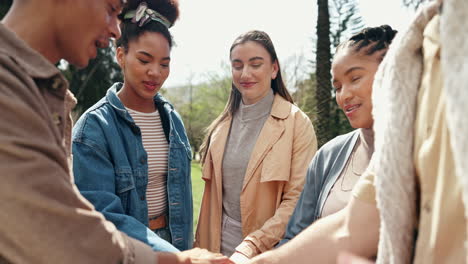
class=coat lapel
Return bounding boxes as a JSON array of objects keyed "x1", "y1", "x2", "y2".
[
  {"x1": 242, "y1": 118, "x2": 284, "y2": 190},
  {"x1": 242, "y1": 95, "x2": 290, "y2": 191},
  {"x1": 207, "y1": 117, "x2": 232, "y2": 203}
]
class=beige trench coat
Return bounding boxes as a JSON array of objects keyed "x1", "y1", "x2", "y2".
[{"x1": 195, "y1": 94, "x2": 317, "y2": 258}]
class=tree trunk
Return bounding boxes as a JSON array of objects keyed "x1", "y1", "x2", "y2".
[{"x1": 315, "y1": 0, "x2": 333, "y2": 147}]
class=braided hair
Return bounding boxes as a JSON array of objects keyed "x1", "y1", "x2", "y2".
[
  {"x1": 116, "y1": 0, "x2": 179, "y2": 52},
  {"x1": 337, "y1": 25, "x2": 397, "y2": 60}
]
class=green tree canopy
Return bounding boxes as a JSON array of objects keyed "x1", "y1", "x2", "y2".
[
  {"x1": 165, "y1": 70, "x2": 231, "y2": 160},
  {"x1": 64, "y1": 45, "x2": 122, "y2": 119}
]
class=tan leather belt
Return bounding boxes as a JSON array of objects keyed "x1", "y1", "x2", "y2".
[{"x1": 149, "y1": 215, "x2": 167, "y2": 230}]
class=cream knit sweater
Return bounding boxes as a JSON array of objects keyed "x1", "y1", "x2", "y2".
[{"x1": 371, "y1": 0, "x2": 468, "y2": 263}]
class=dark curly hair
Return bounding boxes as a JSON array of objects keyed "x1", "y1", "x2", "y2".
[
  {"x1": 337, "y1": 25, "x2": 398, "y2": 60},
  {"x1": 116, "y1": 0, "x2": 179, "y2": 52}
]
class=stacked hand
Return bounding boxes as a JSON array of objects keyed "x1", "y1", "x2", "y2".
[
  {"x1": 337, "y1": 252, "x2": 374, "y2": 264},
  {"x1": 157, "y1": 248, "x2": 234, "y2": 264},
  {"x1": 245, "y1": 250, "x2": 279, "y2": 264}
]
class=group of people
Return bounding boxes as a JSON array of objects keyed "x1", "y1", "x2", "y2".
[{"x1": 1, "y1": 0, "x2": 466, "y2": 263}]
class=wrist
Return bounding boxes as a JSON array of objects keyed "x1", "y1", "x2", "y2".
[
  {"x1": 230, "y1": 251, "x2": 250, "y2": 264},
  {"x1": 156, "y1": 252, "x2": 190, "y2": 264},
  {"x1": 235, "y1": 241, "x2": 260, "y2": 259}
]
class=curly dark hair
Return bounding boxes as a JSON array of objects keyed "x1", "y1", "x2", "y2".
[{"x1": 116, "y1": 0, "x2": 179, "y2": 52}]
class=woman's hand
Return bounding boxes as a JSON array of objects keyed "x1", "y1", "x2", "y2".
[
  {"x1": 245, "y1": 250, "x2": 281, "y2": 264},
  {"x1": 337, "y1": 252, "x2": 374, "y2": 264},
  {"x1": 157, "y1": 248, "x2": 234, "y2": 264}
]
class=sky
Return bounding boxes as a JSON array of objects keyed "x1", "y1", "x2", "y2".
[{"x1": 164, "y1": 0, "x2": 415, "y2": 88}]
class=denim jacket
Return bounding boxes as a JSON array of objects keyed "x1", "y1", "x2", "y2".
[
  {"x1": 72, "y1": 83, "x2": 193, "y2": 252},
  {"x1": 277, "y1": 130, "x2": 359, "y2": 247}
]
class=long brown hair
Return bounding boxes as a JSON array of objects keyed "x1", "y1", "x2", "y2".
[{"x1": 200, "y1": 30, "x2": 293, "y2": 163}]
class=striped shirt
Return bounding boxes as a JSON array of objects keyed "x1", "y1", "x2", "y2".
[{"x1": 127, "y1": 108, "x2": 168, "y2": 219}]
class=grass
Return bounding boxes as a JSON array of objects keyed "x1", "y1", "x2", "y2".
[{"x1": 191, "y1": 161, "x2": 204, "y2": 231}]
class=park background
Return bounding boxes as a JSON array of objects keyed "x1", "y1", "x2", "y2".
[{"x1": 0, "y1": 0, "x2": 427, "y2": 229}]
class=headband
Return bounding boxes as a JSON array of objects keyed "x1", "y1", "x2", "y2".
[{"x1": 124, "y1": 2, "x2": 172, "y2": 28}]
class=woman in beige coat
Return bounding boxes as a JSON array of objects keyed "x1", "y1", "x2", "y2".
[{"x1": 195, "y1": 30, "x2": 317, "y2": 263}]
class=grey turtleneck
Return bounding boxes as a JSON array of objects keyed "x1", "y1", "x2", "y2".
[{"x1": 222, "y1": 89, "x2": 275, "y2": 221}]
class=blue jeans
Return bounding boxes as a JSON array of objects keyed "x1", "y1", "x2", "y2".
[{"x1": 154, "y1": 227, "x2": 172, "y2": 244}]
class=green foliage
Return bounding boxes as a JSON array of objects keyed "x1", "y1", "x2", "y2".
[
  {"x1": 313, "y1": 0, "x2": 363, "y2": 147},
  {"x1": 402, "y1": 0, "x2": 428, "y2": 10},
  {"x1": 165, "y1": 70, "x2": 231, "y2": 160},
  {"x1": 292, "y1": 67, "x2": 352, "y2": 143},
  {"x1": 330, "y1": 0, "x2": 365, "y2": 51},
  {"x1": 64, "y1": 45, "x2": 122, "y2": 119},
  {"x1": 0, "y1": 0, "x2": 12, "y2": 19},
  {"x1": 292, "y1": 75, "x2": 317, "y2": 117},
  {"x1": 191, "y1": 161, "x2": 204, "y2": 231}
]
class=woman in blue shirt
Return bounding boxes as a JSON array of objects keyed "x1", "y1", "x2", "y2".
[
  {"x1": 72, "y1": 0, "x2": 192, "y2": 252},
  {"x1": 278, "y1": 25, "x2": 397, "y2": 247}
]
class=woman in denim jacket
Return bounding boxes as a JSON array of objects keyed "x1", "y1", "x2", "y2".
[{"x1": 72, "y1": 0, "x2": 192, "y2": 252}]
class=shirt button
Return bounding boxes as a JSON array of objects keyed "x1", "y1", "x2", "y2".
[
  {"x1": 51, "y1": 77, "x2": 61, "y2": 90},
  {"x1": 52, "y1": 112, "x2": 62, "y2": 126},
  {"x1": 140, "y1": 196, "x2": 145, "y2": 201},
  {"x1": 140, "y1": 157, "x2": 146, "y2": 164}
]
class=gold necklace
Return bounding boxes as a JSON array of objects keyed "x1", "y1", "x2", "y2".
[
  {"x1": 340, "y1": 152, "x2": 362, "y2": 192},
  {"x1": 351, "y1": 150, "x2": 363, "y2": 176}
]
